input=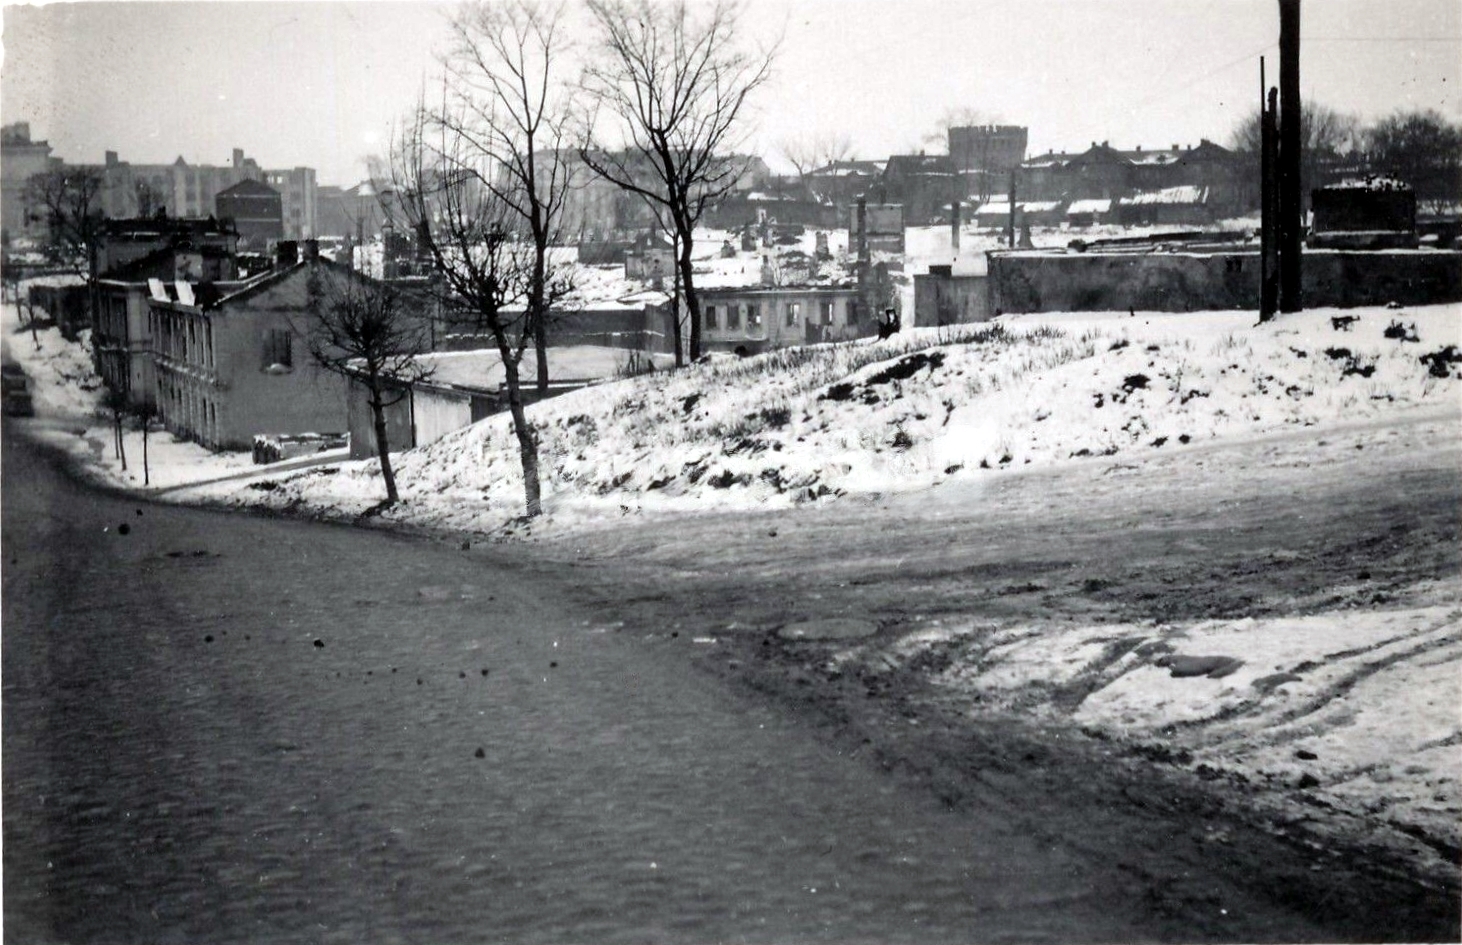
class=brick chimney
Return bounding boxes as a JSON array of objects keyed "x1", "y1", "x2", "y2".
[
  {"x1": 856, "y1": 197, "x2": 869, "y2": 265},
  {"x1": 275, "y1": 240, "x2": 298, "y2": 270},
  {"x1": 301, "y1": 239, "x2": 319, "y2": 262},
  {"x1": 951, "y1": 200, "x2": 961, "y2": 253}
]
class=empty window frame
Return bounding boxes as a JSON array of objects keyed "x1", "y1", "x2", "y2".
[{"x1": 262, "y1": 328, "x2": 293, "y2": 370}]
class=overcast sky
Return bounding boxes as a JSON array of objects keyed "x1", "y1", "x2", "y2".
[{"x1": 3, "y1": 0, "x2": 1458, "y2": 186}]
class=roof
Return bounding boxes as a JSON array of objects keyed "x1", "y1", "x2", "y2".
[
  {"x1": 1319, "y1": 177, "x2": 1412, "y2": 193},
  {"x1": 1066, "y1": 198, "x2": 1112, "y2": 214},
  {"x1": 358, "y1": 345, "x2": 677, "y2": 395},
  {"x1": 884, "y1": 154, "x2": 955, "y2": 176},
  {"x1": 807, "y1": 160, "x2": 884, "y2": 178},
  {"x1": 698, "y1": 283, "x2": 859, "y2": 298},
  {"x1": 217, "y1": 178, "x2": 281, "y2": 198},
  {"x1": 1120, "y1": 185, "x2": 1209, "y2": 206}
]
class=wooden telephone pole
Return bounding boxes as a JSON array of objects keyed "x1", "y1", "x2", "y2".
[
  {"x1": 1278, "y1": 0, "x2": 1303, "y2": 312},
  {"x1": 1260, "y1": 57, "x2": 1280, "y2": 321}
]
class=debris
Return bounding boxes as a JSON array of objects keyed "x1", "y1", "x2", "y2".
[{"x1": 1153, "y1": 654, "x2": 1244, "y2": 678}]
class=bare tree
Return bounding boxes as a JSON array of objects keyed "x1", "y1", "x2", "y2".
[
  {"x1": 1231, "y1": 99, "x2": 1359, "y2": 208},
  {"x1": 780, "y1": 131, "x2": 853, "y2": 179},
  {"x1": 923, "y1": 107, "x2": 1006, "y2": 150},
  {"x1": 130, "y1": 400, "x2": 158, "y2": 487},
  {"x1": 102, "y1": 385, "x2": 128, "y2": 472},
  {"x1": 389, "y1": 102, "x2": 561, "y2": 518},
  {"x1": 1364, "y1": 109, "x2": 1462, "y2": 205},
  {"x1": 441, "y1": 0, "x2": 578, "y2": 392},
  {"x1": 579, "y1": 0, "x2": 776, "y2": 364},
  {"x1": 25, "y1": 166, "x2": 107, "y2": 325},
  {"x1": 304, "y1": 267, "x2": 434, "y2": 506}
]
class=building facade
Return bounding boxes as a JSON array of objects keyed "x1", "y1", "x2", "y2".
[
  {"x1": 698, "y1": 284, "x2": 867, "y2": 356},
  {"x1": 92, "y1": 148, "x2": 318, "y2": 238},
  {"x1": 216, "y1": 178, "x2": 284, "y2": 247},
  {"x1": 147, "y1": 244, "x2": 349, "y2": 449},
  {"x1": 1, "y1": 123, "x2": 60, "y2": 244},
  {"x1": 263, "y1": 166, "x2": 319, "y2": 239}
]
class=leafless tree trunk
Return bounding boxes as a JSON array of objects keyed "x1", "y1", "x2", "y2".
[
  {"x1": 130, "y1": 402, "x2": 157, "y2": 486},
  {"x1": 780, "y1": 132, "x2": 853, "y2": 180},
  {"x1": 26, "y1": 167, "x2": 106, "y2": 333},
  {"x1": 302, "y1": 267, "x2": 434, "y2": 508},
  {"x1": 579, "y1": 0, "x2": 776, "y2": 363},
  {"x1": 442, "y1": 0, "x2": 577, "y2": 393},
  {"x1": 388, "y1": 102, "x2": 548, "y2": 518}
]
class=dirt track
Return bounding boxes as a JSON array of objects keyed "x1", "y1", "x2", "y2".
[{"x1": 531, "y1": 409, "x2": 1462, "y2": 942}]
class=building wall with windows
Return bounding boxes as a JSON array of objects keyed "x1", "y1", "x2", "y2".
[
  {"x1": 264, "y1": 167, "x2": 318, "y2": 239},
  {"x1": 94, "y1": 281, "x2": 158, "y2": 407},
  {"x1": 698, "y1": 285, "x2": 867, "y2": 356},
  {"x1": 148, "y1": 257, "x2": 348, "y2": 450},
  {"x1": 216, "y1": 178, "x2": 284, "y2": 247},
  {"x1": 1, "y1": 123, "x2": 59, "y2": 243}
]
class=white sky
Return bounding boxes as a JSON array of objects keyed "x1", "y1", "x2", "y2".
[{"x1": 2, "y1": 0, "x2": 1458, "y2": 186}]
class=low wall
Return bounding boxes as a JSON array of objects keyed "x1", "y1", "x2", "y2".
[
  {"x1": 913, "y1": 273, "x2": 992, "y2": 327},
  {"x1": 988, "y1": 249, "x2": 1462, "y2": 313}
]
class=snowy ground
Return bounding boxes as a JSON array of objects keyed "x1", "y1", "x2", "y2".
[
  {"x1": 7, "y1": 279, "x2": 1458, "y2": 885},
  {"x1": 185, "y1": 301, "x2": 1460, "y2": 537},
  {"x1": 0, "y1": 296, "x2": 309, "y2": 491}
]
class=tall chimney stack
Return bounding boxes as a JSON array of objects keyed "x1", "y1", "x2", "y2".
[
  {"x1": 951, "y1": 200, "x2": 961, "y2": 254},
  {"x1": 856, "y1": 196, "x2": 869, "y2": 265}
]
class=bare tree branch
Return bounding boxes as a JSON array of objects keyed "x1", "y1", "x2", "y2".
[
  {"x1": 439, "y1": 0, "x2": 579, "y2": 392},
  {"x1": 385, "y1": 98, "x2": 550, "y2": 518},
  {"x1": 578, "y1": 0, "x2": 777, "y2": 363},
  {"x1": 303, "y1": 267, "x2": 435, "y2": 505}
]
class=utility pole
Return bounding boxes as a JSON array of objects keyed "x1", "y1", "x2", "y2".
[
  {"x1": 1260, "y1": 57, "x2": 1279, "y2": 321},
  {"x1": 1006, "y1": 169, "x2": 1017, "y2": 248},
  {"x1": 1278, "y1": 0, "x2": 1303, "y2": 312}
]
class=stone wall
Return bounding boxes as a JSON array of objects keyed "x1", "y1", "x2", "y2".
[{"x1": 987, "y1": 249, "x2": 1462, "y2": 313}]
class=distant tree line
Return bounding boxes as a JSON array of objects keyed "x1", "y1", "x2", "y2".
[{"x1": 1230, "y1": 102, "x2": 1462, "y2": 207}]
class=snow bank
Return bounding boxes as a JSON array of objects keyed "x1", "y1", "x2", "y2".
[
  {"x1": 207, "y1": 302, "x2": 1460, "y2": 538},
  {"x1": 854, "y1": 601, "x2": 1462, "y2": 878}
]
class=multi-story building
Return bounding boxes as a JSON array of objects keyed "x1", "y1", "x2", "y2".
[
  {"x1": 94, "y1": 148, "x2": 318, "y2": 237},
  {"x1": 948, "y1": 124, "x2": 1028, "y2": 201},
  {"x1": 698, "y1": 282, "x2": 868, "y2": 357},
  {"x1": 92, "y1": 217, "x2": 241, "y2": 407},
  {"x1": 1, "y1": 123, "x2": 61, "y2": 244},
  {"x1": 263, "y1": 166, "x2": 318, "y2": 239},
  {"x1": 1016, "y1": 140, "x2": 1251, "y2": 218},
  {"x1": 147, "y1": 240, "x2": 348, "y2": 449},
  {"x1": 216, "y1": 178, "x2": 284, "y2": 247},
  {"x1": 879, "y1": 153, "x2": 960, "y2": 225}
]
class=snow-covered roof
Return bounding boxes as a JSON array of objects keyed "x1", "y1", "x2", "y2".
[
  {"x1": 1120, "y1": 185, "x2": 1209, "y2": 206},
  {"x1": 1320, "y1": 177, "x2": 1412, "y2": 193},
  {"x1": 975, "y1": 202, "x2": 1012, "y2": 216},
  {"x1": 1020, "y1": 201, "x2": 1062, "y2": 213},
  {"x1": 371, "y1": 345, "x2": 675, "y2": 394},
  {"x1": 1066, "y1": 199, "x2": 1112, "y2": 215}
]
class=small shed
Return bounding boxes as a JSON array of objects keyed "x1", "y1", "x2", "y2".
[
  {"x1": 1065, "y1": 198, "x2": 1113, "y2": 228},
  {"x1": 345, "y1": 345, "x2": 675, "y2": 459},
  {"x1": 1310, "y1": 177, "x2": 1418, "y2": 249},
  {"x1": 1117, "y1": 185, "x2": 1212, "y2": 226}
]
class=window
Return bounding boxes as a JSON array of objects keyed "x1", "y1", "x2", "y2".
[
  {"x1": 262, "y1": 329, "x2": 293, "y2": 370},
  {"x1": 727, "y1": 304, "x2": 740, "y2": 330},
  {"x1": 704, "y1": 304, "x2": 718, "y2": 330},
  {"x1": 747, "y1": 303, "x2": 761, "y2": 327},
  {"x1": 786, "y1": 302, "x2": 800, "y2": 327},
  {"x1": 821, "y1": 301, "x2": 835, "y2": 326}
]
